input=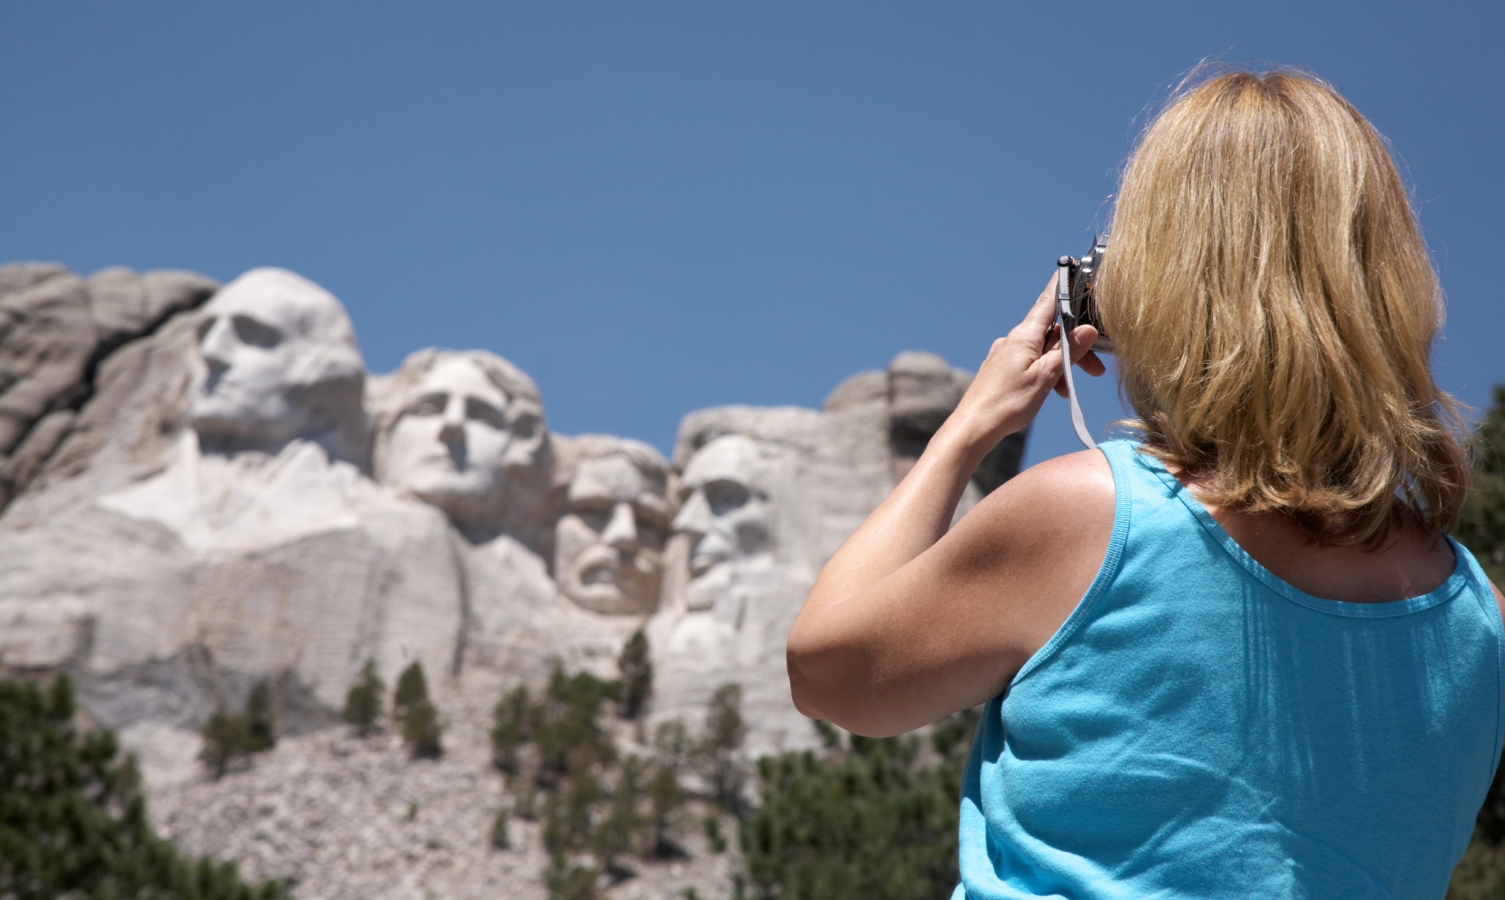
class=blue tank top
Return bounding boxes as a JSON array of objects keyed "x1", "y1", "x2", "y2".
[{"x1": 955, "y1": 440, "x2": 1503, "y2": 900}]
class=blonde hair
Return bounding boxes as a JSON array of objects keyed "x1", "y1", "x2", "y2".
[{"x1": 1097, "y1": 70, "x2": 1469, "y2": 546}]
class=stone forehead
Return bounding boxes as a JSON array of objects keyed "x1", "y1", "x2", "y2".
[
  {"x1": 570, "y1": 434, "x2": 670, "y2": 477},
  {"x1": 569, "y1": 456, "x2": 651, "y2": 501},
  {"x1": 207, "y1": 268, "x2": 352, "y2": 341},
  {"x1": 409, "y1": 356, "x2": 509, "y2": 406},
  {"x1": 394, "y1": 348, "x2": 541, "y2": 407},
  {"x1": 681, "y1": 434, "x2": 764, "y2": 490}
]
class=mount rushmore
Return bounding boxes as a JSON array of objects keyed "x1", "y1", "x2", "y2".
[{"x1": 0, "y1": 262, "x2": 1025, "y2": 783}]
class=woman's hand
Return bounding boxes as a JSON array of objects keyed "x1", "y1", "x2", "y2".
[
  {"x1": 937, "y1": 276, "x2": 1105, "y2": 464},
  {"x1": 786, "y1": 274, "x2": 1111, "y2": 735}
]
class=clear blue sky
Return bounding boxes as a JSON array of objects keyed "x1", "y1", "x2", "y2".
[{"x1": 2, "y1": 1, "x2": 1501, "y2": 465}]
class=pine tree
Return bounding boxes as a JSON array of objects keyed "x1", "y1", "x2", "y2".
[
  {"x1": 342, "y1": 659, "x2": 384, "y2": 735},
  {"x1": 533, "y1": 665, "x2": 617, "y2": 779},
  {"x1": 391, "y1": 660, "x2": 442, "y2": 758},
  {"x1": 592, "y1": 755, "x2": 647, "y2": 876},
  {"x1": 1457, "y1": 384, "x2": 1505, "y2": 584},
  {"x1": 616, "y1": 628, "x2": 652, "y2": 720},
  {"x1": 491, "y1": 684, "x2": 531, "y2": 774},
  {"x1": 199, "y1": 681, "x2": 277, "y2": 778},
  {"x1": 402, "y1": 699, "x2": 443, "y2": 759},
  {"x1": 393, "y1": 661, "x2": 429, "y2": 714},
  {"x1": 695, "y1": 683, "x2": 747, "y2": 811},
  {"x1": 545, "y1": 854, "x2": 600, "y2": 900},
  {"x1": 490, "y1": 808, "x2": 511, "y2": 850},
  {"x1": 646, "y1": 762, "x2": 685, "y2": 858},
  {"x1": 246, "y1": 680, "x2": 276, "y2": 752},
  {"x1": 487, "y1": 663, "x2": 691, "y2": 894},
  {"x1": 0, "y1": 674, "x2": 288, "y2": 898},
  {"x1": 739, "y1": 712, "x2": 977, "y2": 900},
  {"x1": 1451, "y1": 385, "x2": 1505, "y2": 899}
]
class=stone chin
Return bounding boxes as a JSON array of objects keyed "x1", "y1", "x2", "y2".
[
  {"x1": 395, "y1": 463, "x2": 497, "y2": 506},
  {"x1": 190, "y1": 380, "x2": 300, "y2": 441},
  {"x1": 190, "y1": 406, "x2": 303, "y2": 449}
]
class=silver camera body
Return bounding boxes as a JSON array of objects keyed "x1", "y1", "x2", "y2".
[{"x1": 1056, "y1": 233, "x2": 1112, "y2": 355}]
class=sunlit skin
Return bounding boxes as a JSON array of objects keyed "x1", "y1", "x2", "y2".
[{"x1": 785, "y1": 276, "x2": 1505, "y2": 738}]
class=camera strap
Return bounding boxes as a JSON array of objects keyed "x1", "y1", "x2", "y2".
[{"x1": 1055, "y1": 265, "x2": 1098, "y2": 450}]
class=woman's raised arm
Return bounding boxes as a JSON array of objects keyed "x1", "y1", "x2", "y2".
[{"x1": 786, "y1": 279, "x2": 1112, "y2": 736}]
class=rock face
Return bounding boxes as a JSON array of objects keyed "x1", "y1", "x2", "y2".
[
  {"x1": 0, "y1": 264, "x2": 217, "y2": 506},
  {"x1": 0, "y1": 262, "x2": 1027, "y2": 779}
]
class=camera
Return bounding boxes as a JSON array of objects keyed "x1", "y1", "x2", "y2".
[{"x1": 1056, "y1": 233, "x2": 1112, "y2": 355}]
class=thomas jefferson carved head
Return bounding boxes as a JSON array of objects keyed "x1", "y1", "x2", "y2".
[{"x1": 372, "y1": 349, "x2": 549, "y2": 541}]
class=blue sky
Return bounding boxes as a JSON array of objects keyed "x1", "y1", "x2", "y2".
[{"x1": 2, "y1": 1, "x2": 1501, "y2": 465}]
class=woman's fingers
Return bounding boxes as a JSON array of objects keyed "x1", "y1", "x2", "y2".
[
  {"x1": 1077, "y1": 349, "x2": 1106, "y2": 378},
  {"x1": 1053, "y1": 325, "x2": 1102, "y2": 398},
  {"x1": 952, "y1": 276, "x2": 1106, "y2": 445},
  {"x1": 1013, "y1": 276, "x2": 1062, "y2": 349}
]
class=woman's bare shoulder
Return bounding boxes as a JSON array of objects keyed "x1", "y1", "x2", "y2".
[
  {"x1": 921, "y1": 448, "x2": 1117, "y2": 676},
  {"x1": 951, "y1": 447, "x2": 1116, "y2": 553}
]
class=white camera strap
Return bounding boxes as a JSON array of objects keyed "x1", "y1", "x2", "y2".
[{"x1": 1056, "y1": 264, "x2": 1097, "y2": 450}]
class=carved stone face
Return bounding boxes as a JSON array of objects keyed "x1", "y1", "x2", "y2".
[
  {"x1": 381, "y1": 356, "x2": 541, "y2": 522},
  {"x1": 190, "y1": 270, "x2": 360, "y2": 452},
  {"x1": 673, "y1": 435, "x2": 772, "y2": 579},
  {"x1": 556, "y1": 455, "x2": 669, "y2": 615}
]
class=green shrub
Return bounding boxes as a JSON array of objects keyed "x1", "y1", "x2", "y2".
[
  {"x1": 1457, "y1": 384, "x2": 1505, "y2": 585},
  {"x1": 593, "y1": 756, "x2": 648, "y2": 874},
  {"x1": 490, "y1": 808, "x2": 511, "y2": 850},
  {"x1": 739, "y1": 711, "x2": 976, "y2": 900},
  {"x1": 647, "y1": 757, "x2": 686, "y2": 858},
  {"x1": 494, "y1": 665, "x2": 697, "y2": 891},
  {"x1": 401, "y1": 698, "x2": 443, "y2": 759},
  {"x1": 200, "y1": 710, "x2": 255, "y2": 779},
  {"x1": 0, "y1": 674, "x2": 288, "y2": 899},
  {"x1": 704, "y1": 814, "x2": 727, "y2": 854},
  {"x1": 545, "y1": 854, "x2": 600, "y2": 900},
  {"x1": 491, "y1": 684, "x2": 531, "y2": 774},
  {"x1": 342, "y1": 659, "x2": 384, "y2": 734},
  {"x1": 393, "y1": 661, "x2": 429, "y2": 713},
  {"x1": 1453, "y1": 385, "x2": 1505, "y2": 895},
  {"x1": 199, "y1": 679, "x2": 276, "y2": 778},
  {"x1": 246, "y1": 680, "x2": 276, "y2": 752},
  {"x1": 533, "y1": 666, "x2": 617, "y2": 779},
  {"x1": 695, "y1": 683, "x2": 747, "y2": 811},
  {"x1": 616, "y1": 628, "x2": 652, "y2": 720},
  {"x1": 514, "y1": 780, "x2": 538, "y2": 820}
]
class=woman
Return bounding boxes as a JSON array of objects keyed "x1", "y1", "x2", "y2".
[{"x1": 786, "y1": 70, "x2": 1504, "y2": 898}]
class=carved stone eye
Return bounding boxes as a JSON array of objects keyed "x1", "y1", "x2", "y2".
[
  {"x1": 405, "y1": 392, "x2": 447, "y2": 417},
  {"x1": 510, "y1": 413, "x2": 540, "y2": 441},
  {"x1": 466, "y1": 398, "x2": 507, "y2": 429},
  {"x1": 570, "y1": 500, "x2": 613, "y2": 533},
  {"x1": 704, "y1": 480, "x2": 751, "y2": 516},
  {"x1": 634, "y1": 515, "x2": 667, "y2": 550},
  {"x1": 231, "y1": 314, "x2": 282, "y2": 349}
]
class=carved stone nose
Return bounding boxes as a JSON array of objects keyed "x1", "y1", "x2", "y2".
[
  {"x1": 601, "y1": 502, "x2": 638, "y2": 552},
  {"x1": 439, "y1": 395, "x2": 466, "y2": 443},
  {"x1": 673, "y1": 489, "x2": 712, "y2": 538},
  {"x1": 198, "y1": 319, "x2": 237, "y2": 370}
]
